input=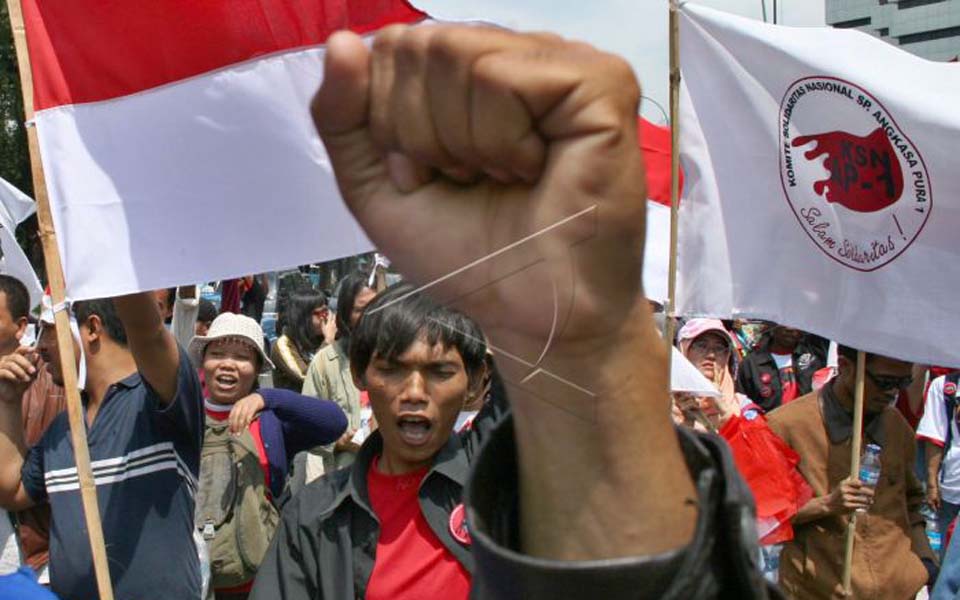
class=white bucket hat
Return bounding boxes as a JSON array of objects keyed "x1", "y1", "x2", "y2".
[{"x1": 188, "y1": 312, "x2": 274, "y2": 372}]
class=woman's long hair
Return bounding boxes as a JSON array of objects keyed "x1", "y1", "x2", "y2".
[
  {"x1": 283, "y1": 289, "x2": 328, "y2": 356},
  {"x1": 335, "y1": 271, "x2": 374, "y2": 341}
]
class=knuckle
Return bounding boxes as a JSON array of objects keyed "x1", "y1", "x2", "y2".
[
  {"x1": 372, "y1": 24, "x2": 406, "y2": 54},
  {"x1": 394, "y1": 28, "x2": 431, "y2": 69},
  {"x1": 427, "y1": 27, "x2": 467, "y2": 68}
]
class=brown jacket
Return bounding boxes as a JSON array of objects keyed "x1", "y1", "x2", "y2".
[
  {"x1": 16, "y1": 360, "x2": 66, "y2": 572},
  {"x1": 767, "y1": 389, "x2": 933, "y2": 600}
]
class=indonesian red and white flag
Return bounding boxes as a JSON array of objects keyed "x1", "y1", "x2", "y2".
[
  {"x1": 639, "y1": 118, "x2": 681, "y2": 303},
  {"x1": 21, "y1": 0, "x2": 678, "y2": 303},
  {"x1": 677, "y1": 4, "x2": 960, "y2": 366},
  {"x1": 21, "y1": 0, "x2": 425, "y2": 301}
]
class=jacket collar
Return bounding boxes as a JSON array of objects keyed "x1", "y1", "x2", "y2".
[
  {"x1": 330, "y1": 338, "x2": 349, "y2": 363},
  {"x1": 820, "y1": 380, "x2": 886, "y2": 445},
  {"x1": 325, "y1": 428, "x2": 469, "y2": 518}
]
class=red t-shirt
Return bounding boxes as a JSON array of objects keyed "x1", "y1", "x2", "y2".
[
  {"x1": 772, "y1": 353, "x2": 799, "y2": 404},
  {"x1": 204, "y1": 401, "x2": 271, "y2": 594},
  {"x1": 365, "y1": 457, "x2": 471, "y2": 600}
]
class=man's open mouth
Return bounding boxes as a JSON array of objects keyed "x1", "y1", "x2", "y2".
[{"x1": 397, "y1": 414, "x2": 432, "y2": 446}]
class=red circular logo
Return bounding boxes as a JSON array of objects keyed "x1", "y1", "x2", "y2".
[
  {"x1": 449, "y1": 503, "x2": 471, "y2": 545},
  {"x1": 779, "y1": 77, "x2": 931, "y2": 272},
  {"x1": 760, "y1": 373, "x2": 773, "y2": 384},
  {"x1": 760, "y1": 386, "x2": 774, "y2": 399},
  {"x1": 945, "y1": 382, "x2": 957, "y2": 397}
]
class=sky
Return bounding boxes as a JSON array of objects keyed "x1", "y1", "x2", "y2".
[{"x1": 411, "y1": 0, "x2": 826, "y2": 124}]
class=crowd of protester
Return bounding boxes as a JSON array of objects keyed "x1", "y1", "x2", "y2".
[{"x1": 0, "y1": 23, "x2": 956, "y2": 600}]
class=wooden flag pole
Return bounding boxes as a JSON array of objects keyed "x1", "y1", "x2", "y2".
[
  {"x1": 664, "y1": 0, "x2": 681, "y2": 356},
  {"x1": 5, "y1": 2, "x2": 116, "y2": 598},
  {"x1": 664, "y1": 0, "x2": 715, "y2": 433},
  {"x1": 842, "y1": 350, "x2": 867, "y2": 594}
]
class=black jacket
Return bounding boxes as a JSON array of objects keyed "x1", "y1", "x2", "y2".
[
  {"x1": 736, "y1": 338, "x2": 828, "y2": 412},
  {"x1": 253, "y1": 414, "x2": 779, "y2": 599}
]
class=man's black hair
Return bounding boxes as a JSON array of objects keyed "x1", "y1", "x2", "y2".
[
  {"x1": 837, "y1": 345, "x2": 878, "y2": 366},
  {"x1": 350, "y1": 282, "x2": 487, "y2": 384},
  {"x1": 0, "y1": 275, "x2": 30, "y2": 321},
  {"x1": 335, "y1": 270, "x2": 373, "y2": 340},
  {"x1": 73, "y1": 298, "x2": 128, "y2": 346},
  {"x1": 197, "y1": 299, "x2": 218, "y2": 324},
  {"x1": 283, "y1": 289, "x2": 328, "y2": 354}
]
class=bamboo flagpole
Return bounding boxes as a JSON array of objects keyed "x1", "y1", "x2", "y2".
[
  {"x1": 5, "y1": 2, "x2": 116, "y2": 598},
  {"x1": 664, "y1": 0, "x2": 681, "y2": 357},
  {"x1": 664, "y1": 0, "x2": 715, "y2": 433},
  {"x1": 842, "y1": 350, "x2": 868, "y2": 594}
]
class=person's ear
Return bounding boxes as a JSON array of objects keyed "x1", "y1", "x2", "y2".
[
  {"x1": 83, "y1": 315, "x2": 104, "y2": 345},
  {"x1": 13, "y1": 317, "x2": 28, "y2": 342},
  {"x1": 464, "y1": 365, "x2": 487, "y2": 405},
  {"x1": 351, "y1": 364, "x2": 367, "y2": 391}
]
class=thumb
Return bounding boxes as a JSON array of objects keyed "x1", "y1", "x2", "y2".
[{"x1": 312, "y1": 31, "x2": 386, "y2": 214}]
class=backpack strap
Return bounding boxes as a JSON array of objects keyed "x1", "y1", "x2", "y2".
[{"x1": 944, "y1": 373, "x2": 960, "y2": 453}]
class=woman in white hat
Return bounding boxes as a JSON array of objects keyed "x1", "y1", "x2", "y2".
[{"x1": 189, "y1": 312, "x2": 347, "y2": 599}]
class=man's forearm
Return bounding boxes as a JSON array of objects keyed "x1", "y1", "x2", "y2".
[
  {"x1": 927, "y1": 441, "x2": 944, "y2": 487},
  {"x1": 0, "y1": 400, "x2": 27, "y2": 506},
  {"x1": 499, "y1": 300, "x2": 696, "y2": 561},
  {"x1": 793, "y1": 495, "x2": 832, "y2": 526},
  {"x1": 115, "y1": 292, "x2": 166, "y2": 336},
  {"x1": 114, "y1": 293, "x2": 181, "y2": 403}
]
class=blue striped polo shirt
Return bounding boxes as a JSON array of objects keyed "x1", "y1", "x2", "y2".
[{"x1": 21, "y1": 347, "x2": 203, "y2": 600}]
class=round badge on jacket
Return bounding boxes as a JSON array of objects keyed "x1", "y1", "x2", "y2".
[
  {"x1": 760, "y1": 373, "x2": 773, "y2": 385},
  {"x1": 449, "y1": 503, "x2": 471, "y2": 545},
  {"x1": 946, "y1": 382, "x2": 958, "y2": 397},
  {"x1": 760, "y1": 386, "x2": 774, "y2": 399}
]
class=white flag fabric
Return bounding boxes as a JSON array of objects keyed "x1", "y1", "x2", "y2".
[
  {"x1": 671, "y1": 346, "x2": 721, "y2": 397},
  {"x1": 0, "y1": 178, "x2": 43, "y2": 308},
  {"x1": 677, "y1": 4, "x2": 960, "y2": 366}
]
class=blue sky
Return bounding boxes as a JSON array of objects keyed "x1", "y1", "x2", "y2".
[{"x1": 411, "y1": 1, "x2": 826, "y2": 123}]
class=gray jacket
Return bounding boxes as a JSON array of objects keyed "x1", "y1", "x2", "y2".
[{"x1": 252, "y1": 409, "x2": 779, "y2": 599}]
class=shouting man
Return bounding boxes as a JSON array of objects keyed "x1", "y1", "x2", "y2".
[{"x1": 253, "y1": 23, "x2": 773, "y2": 599}]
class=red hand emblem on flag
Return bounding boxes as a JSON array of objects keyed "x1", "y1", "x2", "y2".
[{"x1": 792, "y1": 128, "x2": 904, "y2": 213}]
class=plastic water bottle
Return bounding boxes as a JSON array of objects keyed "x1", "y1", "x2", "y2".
[
  {"x1": 193, "y1": 528, "x2": 211, "y2": 600},
  {"x1": 921, "y1": 505, "x2": 943, "y2": 554},
  {"x1": 859, "y1": 444, "x2": 882, "y2": 488},
  {"x1": 760, "y1": 544, "x2": 783, "y2": 584}
]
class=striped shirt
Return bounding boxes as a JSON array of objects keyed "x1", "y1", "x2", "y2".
[{"x1": 21, "y1": 347, "x2": 203, "y2": 600}]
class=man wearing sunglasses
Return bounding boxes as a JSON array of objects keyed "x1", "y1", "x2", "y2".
[{"x1": 767, "y1": 345, "x2": 935, "y2": 599}]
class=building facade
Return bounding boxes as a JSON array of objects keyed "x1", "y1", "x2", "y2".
[{"x1": 826, "y1": 0, "x2": 960, "y2": 61}]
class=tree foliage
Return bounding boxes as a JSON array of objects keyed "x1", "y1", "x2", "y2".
[
  {"x1": 0, "y1": 2, "x2": 30, "y2": 197},
  {"x1": 0, "y1": 3, "x2": 43, "y2": 283}
]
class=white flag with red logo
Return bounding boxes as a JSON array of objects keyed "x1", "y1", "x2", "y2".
[{"x1": 677, "y1": 4, "x2": 960, "y2": 366}]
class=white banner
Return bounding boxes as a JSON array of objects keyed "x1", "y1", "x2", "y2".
[{"x1": 677, "y1": 4, "x2": 960, "y2": 366}]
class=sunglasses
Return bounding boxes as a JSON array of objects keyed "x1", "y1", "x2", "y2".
[{"x1": 865, "y1": 370, "x2": 913, "y2": 392}]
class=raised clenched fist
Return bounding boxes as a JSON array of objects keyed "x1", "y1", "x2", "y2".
[{"x1": 312, "y1": 26, "x2": 648, "y2": 372}]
